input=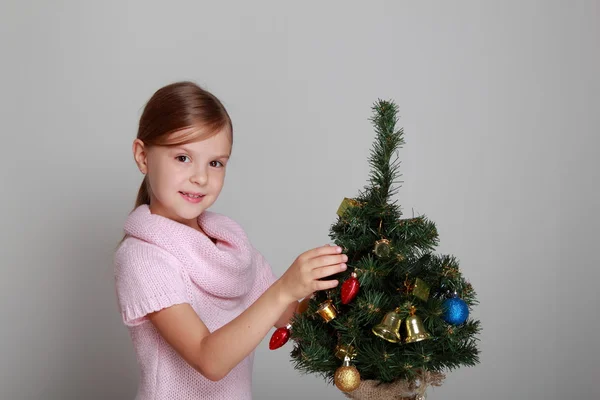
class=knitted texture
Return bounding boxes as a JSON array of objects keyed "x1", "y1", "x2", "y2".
[{"x1": 114, "y1": 205, "x2": 278, "y2": 399}]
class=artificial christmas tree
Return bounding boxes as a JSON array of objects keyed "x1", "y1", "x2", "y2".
[{"x1": 270, "y1": 100, "x2": 481, "y2": 399}]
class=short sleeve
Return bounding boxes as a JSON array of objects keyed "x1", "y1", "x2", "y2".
[
  {"x1": 114, "y1": 239, "x2": 188, "y2": 326},
  {"x1": 246, "y1": 248, "x2": 279, "y2": 306}
]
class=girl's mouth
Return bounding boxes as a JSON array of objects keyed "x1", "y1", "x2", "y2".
[{"x1": 180, "y1": 191, "x2": 205, "y2": 203}]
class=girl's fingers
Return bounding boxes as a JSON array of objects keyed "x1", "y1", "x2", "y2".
[
  {"x1": 313, "y1": 263, "x2": 346, "y2": 280},
  {"x1": 311, "y1": 254, "x2": 347, "y2": 269},
  {"x1": 313, "y1": 279, "x2": 339, "y2": 291},
  {"x1": 308, "y1": 244, "x2": 343, "y2": 259}
]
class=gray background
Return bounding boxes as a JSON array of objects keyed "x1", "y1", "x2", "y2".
[{"x1": 1, "y1": 1, "x2": 599, "y2": 399}]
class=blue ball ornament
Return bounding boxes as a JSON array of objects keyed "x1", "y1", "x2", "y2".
[{"x1": 442, "y1": 297, "x2": 469, "y2": 325}]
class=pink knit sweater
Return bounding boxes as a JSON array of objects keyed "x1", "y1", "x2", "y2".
[{"x1": 114, "y1": 205, "x2": 278, "y2": 399}]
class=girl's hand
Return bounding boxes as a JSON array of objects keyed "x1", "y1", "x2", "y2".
[{"x1": 277, "y1": 244, "x2": 347, "y2": 304}]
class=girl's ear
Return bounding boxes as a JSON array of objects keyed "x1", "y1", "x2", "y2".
[{"x1": 132, "y1": 139, "x2": 148, "y2": 174}]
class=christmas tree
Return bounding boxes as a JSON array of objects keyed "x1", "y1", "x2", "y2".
[{"x1": 269, "y1": 100, "x2": 481, "y2": 399}]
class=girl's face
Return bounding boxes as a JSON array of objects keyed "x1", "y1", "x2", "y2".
[{"x1": 133, "y1": 126, "x2": 232, "y2": 229}]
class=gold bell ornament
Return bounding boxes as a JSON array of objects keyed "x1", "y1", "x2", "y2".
[
  {"x1": 402, "y1": 307, "x2": 431, "y2": 344},
  {"x1": 316, "y1": 299, "x2": 338, "y2": 322},
  {"x1": 334, "y1": 355, "x2": 361, "y2": 393},
  {"x1": 372, "y1": 307, "x2": 403, "y2": 343}
]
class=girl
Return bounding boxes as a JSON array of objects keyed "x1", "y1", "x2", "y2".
[{"x1": 114, "y1": 81, "x2": 347, "y2": 399}]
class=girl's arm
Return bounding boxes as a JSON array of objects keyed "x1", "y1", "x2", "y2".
[
  {"x1": 148, "y1": 279, "x2": 295, "y2": 381},
  {"x1": 149, "y1": 245, "x2": 345, "y2": 382},
  {"x1": 274, "y1": 300, "x2": 299, "y2": 328}
]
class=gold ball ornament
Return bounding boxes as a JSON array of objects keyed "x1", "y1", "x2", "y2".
[{"x1": 334, "y1": 356, "x2": 361, "y2": 393}]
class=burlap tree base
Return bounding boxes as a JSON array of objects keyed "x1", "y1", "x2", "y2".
[{"x1": 342, "y1": 371, "x2": 445, "y2": 400}]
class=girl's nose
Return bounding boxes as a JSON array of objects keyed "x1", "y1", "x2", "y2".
[{"x1": 190, "y1": 168, "x2": 208, "y2": 185}]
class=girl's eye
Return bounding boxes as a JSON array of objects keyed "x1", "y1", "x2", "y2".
[
  {"x1": 210, "y1": 161, "x2": 224, "y2": 168},
  {"x1": 176, "y1": 155, "x2": 191, "y2": 163}
]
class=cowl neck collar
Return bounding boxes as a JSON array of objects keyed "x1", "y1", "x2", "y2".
[{"x1": 124, "y1": 205, "x2": 256, "y2": 307}]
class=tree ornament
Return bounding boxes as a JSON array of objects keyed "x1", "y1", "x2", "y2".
[
  {"x1": 316, "y1": 299, "x2": 338, "y2": 322},
  {"x1": 373, "y1": 239, "x2": 392, "y2": 258},
  {"x1": 269, "y1": 324, "x2": 291, "y2": 350},
  {"x1": 334, "y1": 355, "x2": 361, "y2": 392},
  {"x1": 341, "y1": 272, "x2": 360, "y2": 304},
  {"x1": 412, "y1": 278, "x2": 430, "y2": 302},
  {"x1": 402, "y1": 276, "x2": 431, "y2": 302},
  {"x1": 337, "y1": 197, "x2": 361, "y2": 217},
  {"x1": 335, "y1": 343, "x2": 357, "y2": 360},
  {"x1": 442, "y1": 295, "x2": 469, "y2": 325},
  {"x1": 402, "y1": 307, "x2": 431, "y2": 343},
  {"x1": 372, "y1": 307, "x2": 402, "y2": 343}
]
